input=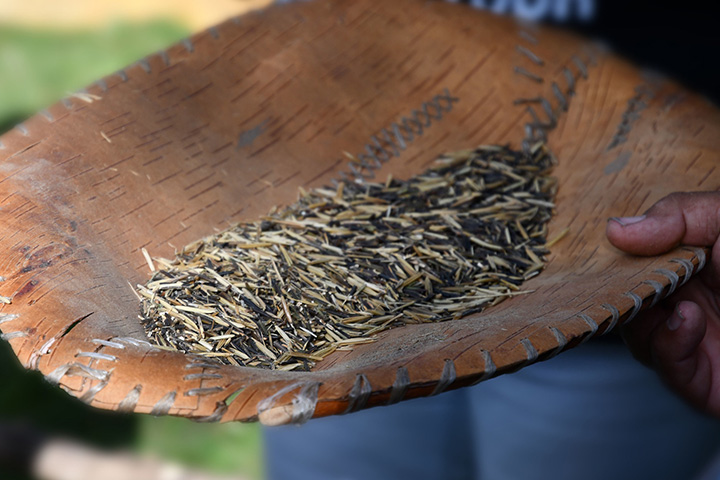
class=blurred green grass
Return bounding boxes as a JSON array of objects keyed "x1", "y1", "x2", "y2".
[
  {"x1": 138, "y1": 416, "x2": 263, "y2": 479},
  {"x1": 0, "y1": 20, "x2": 263, "y2": 480},
  {"x1": 0, "y1": 20, "x2": 187, "y2": 126}
]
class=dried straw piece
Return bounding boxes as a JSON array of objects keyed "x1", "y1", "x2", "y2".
[{"x1": 139, "y1": 143, "x2": 556, "y2": 370}]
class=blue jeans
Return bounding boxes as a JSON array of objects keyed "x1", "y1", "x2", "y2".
[{"x1": 264, "y1": 341, "x2": 720, "y2": 480}]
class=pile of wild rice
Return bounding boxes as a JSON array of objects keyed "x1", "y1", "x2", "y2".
[{"x1": 138, "y1": 143, "x2": 558, "y2": 371}]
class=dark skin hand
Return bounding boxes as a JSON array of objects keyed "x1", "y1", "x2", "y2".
[{"x1": 606, "y1": 191, "x2": 720, "y2": 417}]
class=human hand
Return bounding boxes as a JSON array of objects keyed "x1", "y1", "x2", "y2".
[{"x1": 606, "y1": 192, "x2": 720, "y2": 416}]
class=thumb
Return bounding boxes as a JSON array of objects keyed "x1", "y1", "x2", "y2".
[{"x1": 606, "y1": 192, "x2": 720, "y2": 256}]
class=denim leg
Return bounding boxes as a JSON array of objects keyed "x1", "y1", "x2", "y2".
[
  {"x1": 264, "y1": 387, "x2": 474, "y2": 480},
  {"x1": 467, "y1": 341, "x2": 720, "y2": 480}
]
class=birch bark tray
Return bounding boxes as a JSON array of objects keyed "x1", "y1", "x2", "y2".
[{"x1": 0, "y1": 0, "x2": 716, "y2": 425}]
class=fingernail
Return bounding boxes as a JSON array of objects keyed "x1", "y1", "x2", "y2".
[
  {"x1": 667, "y1": 306, "x2": 685, "y2": 331},
  {"x1": 608, "y1": 215, "x2": 646, "y2": 227}
]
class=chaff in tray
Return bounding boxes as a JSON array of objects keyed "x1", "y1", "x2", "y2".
[{"x1": 139, "y1": 143, "x2": 557, "y2": 371}]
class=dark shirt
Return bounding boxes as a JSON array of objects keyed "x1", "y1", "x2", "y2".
[{"x1": 453, "y1": 0, "x2": 720, "y2": 104}]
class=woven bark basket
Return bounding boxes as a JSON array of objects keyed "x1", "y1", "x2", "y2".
[{"x1": 0, "y1": 0, "x2": 716, "y2": 425}]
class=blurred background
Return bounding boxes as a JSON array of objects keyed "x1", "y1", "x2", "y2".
[
  {"x1": 0, "y1": 2, "x2": 270, "y2": 479},
  {"x1": 4, "y1": 0, "x2": 720, "y2": 478}
]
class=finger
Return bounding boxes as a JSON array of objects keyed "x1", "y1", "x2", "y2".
[
  {"x1": 650, "y1": 301, "x2": 712, "y2": 408},
  {"x1": 621, "y1": 305, "x2": 671, "y2": 366},
  {"x1": 623, "y1": 277, "x2": 718, "y2": 367},
  {"x1": 606, "y1": 191, "x2": 720, "y2": 256}
]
